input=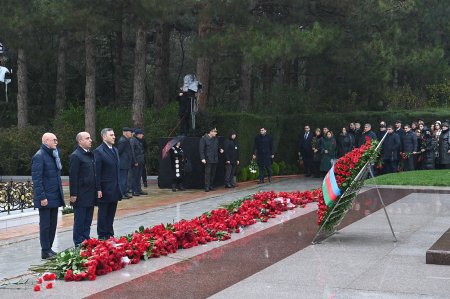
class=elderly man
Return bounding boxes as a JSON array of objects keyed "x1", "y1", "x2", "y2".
[
  {"x1": 32, "y1": 132, "x2": 65, "y2": 259},
  {"x1": 69, "y1": 132, "x2": 96, "y2": 247},
  {"x1": 117, "y1": 127, "x2": 134, "y2": 199},
  {"x1": 130, "y1": 129, "x2": 147, "y2": 196},
  {"x1": 94, "y1": 128, "x2": 122, "y2": 240}
]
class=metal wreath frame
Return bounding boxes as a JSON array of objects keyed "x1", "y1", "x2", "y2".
[{"x1": 312, "y1": 133, "x2": 397, "y2": 244}]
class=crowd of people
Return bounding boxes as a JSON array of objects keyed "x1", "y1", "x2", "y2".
[
  {"x1": 298, "y1": 119, "x2": 450, "y2": 177},
  {"x1": 31, "y1": 119, "x2": 449, "y2": 259}
]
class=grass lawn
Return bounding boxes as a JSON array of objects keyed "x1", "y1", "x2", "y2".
[{"x1": 365, "y1": 169, "x2": 450, "y2": 187}]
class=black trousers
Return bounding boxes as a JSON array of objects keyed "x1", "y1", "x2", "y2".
[
  {"x1": 383, "y1": 159, "x2": 398, "y2": 174},
  {"x1": 73, "y1": 206, "x2": 94, "y2": 246},
  {"x1": 131, "y1": 164, "x2": 144, "y2": 193},
  {"x1": 39, "y1": 207, "x2": 59, "y2": 252},
  {"x1": 119, "y1": 169, "x2": 129, "y2": 196},
  {"x1": 97, "y1": 201, "x2": 118, "y2": 239},
  {"x1": 303, "y1": 156, "x2": 313, "y2": 175},
  {"x1": 403, "y1": 156, "x2": 415, "y2": 171},
  {"x1": 204, "y1": 163, "x2": 217, "y2": 189},
  {"x1": 224, "y1": 163, "x2": 237, "y2": 186},
  {"x1": 257, "y1": 158, "x2": 272, "y2": 182}
]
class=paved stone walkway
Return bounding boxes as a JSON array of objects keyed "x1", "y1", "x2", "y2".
[{"x1": 1, "y1": 177, "x2": 450, "y2": 299}]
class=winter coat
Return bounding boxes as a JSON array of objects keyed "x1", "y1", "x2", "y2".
[
  {"x1": 130, "y1": 136, "x2": 145, "y2": 164},
  {"x1": 199, "y1": 134, "x2": 220, "y2": 163},
  {"x1": 298, "y1": 131, "x2": 314, "y2": 158},
  {"x1": 381, "y1": 133, "x2": 401, "y2": 161},
  {"x1": 170, "y1": 145, "x2": 185, "y2": 179},
  {"x1": 69, "y1": 146, "x2": 97, "y2": 207},
  {"x1": 31, "y1": 145, "x2": 65, "y2": 209},
  {"x1": 438, "y1": 129, "x2": 450, "y2": 165},
  {"x1": 402, "y1": 131, "x2": 418, "y2": 153},
  {"x1": 337, "y1": 133, "x2": 354, "y2": 158},
  {"x1": 117, "y1": 136, "x2": 133, "y2": 170},
  {"x1": 422, "y1": 135, "x2": 436, "y2": 169},
  {"x1": 224, "y1": 132, "x2": 240, "y2": 164},
  {"x1": 320, "y1": 137, "x2": 337, "y2": 172},
  {"x1": 253, "y1": 134, "x2": 273, "y2": 161}
]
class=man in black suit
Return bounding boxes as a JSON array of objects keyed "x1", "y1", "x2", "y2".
[
  {"x1": 69, "y1": 132, "x2": 96, "y2": 247},
  {"x1": 117, "y1": 127, "x2": 133, "y2": 199},
  {"x1": 298, "y1": 125, "x2": 313, "y2": 177},
  {"x1": 94, "y1": 128, "x2": 122, "y2": 240}
]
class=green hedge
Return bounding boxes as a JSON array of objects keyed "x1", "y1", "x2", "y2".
[{"x1": 1, "y1": 107, "x2": 449, "y2": 175}]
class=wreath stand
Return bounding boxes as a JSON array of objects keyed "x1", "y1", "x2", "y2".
[{"x1": 312, "y1": 134, "x2": 397, "y2": 244}]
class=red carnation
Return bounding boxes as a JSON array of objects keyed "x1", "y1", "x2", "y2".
[
  {"x1": 34, "y1": 284, "x2": 41, "y2": 291},
  {"x1": 46, "y1": 282, "x2": 53, "y2": 289}
]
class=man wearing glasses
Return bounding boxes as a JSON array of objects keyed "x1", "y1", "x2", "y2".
[
  {"x1": 253, "y1": 127, "x2": 274, "y2": 184},
  {"x1": 32, "y1": 133, "x2": 65, "y2": 259}
]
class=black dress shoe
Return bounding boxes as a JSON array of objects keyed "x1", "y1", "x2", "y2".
[
  {"x1": 139, "y1": 191, "x2": 148, "y2": 195},
  {"x1": 205, "y1": 188, "x2": 210, "y2": 192},
  {"x1": 41, "y1": 251, "x2": 56, "y2": 260},
  {"x1": 225, "y1": 184, "x2": 232, "y2": 188},
  {"x1": 50, "y1": 249, "x2": 57, "y2": 255},
  {"x1": 209, "y1": 187, "x2": 216, "y2": 191},
  {"x1": 132, "y1": 193, "x2": 141, "y2": 196}
]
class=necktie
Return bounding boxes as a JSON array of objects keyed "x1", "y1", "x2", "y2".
[
  {"x1": 304, "y1": 132, "x2": 308, "y2": 140},
  {"x1": 53, "y1": 149, "x2": 62, "y2": 170}
]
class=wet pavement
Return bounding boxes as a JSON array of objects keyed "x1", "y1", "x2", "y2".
[{"x1": 1, "y1": 177, "x2": 450, "y2": 298}]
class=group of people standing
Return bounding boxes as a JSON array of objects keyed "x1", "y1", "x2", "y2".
[
  {"x1": 298, "y1": 119, "x2": 450, "y2": 178},
  {"x1": 32, "y1": 127, "x2": 148, "y2": 259}
]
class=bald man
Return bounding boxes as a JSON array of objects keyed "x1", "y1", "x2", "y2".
[
  {"x1": 32, "y1": 132, "x2": 65, "y2": 259},
  {"x1": 69, "y1": 132, "x2": 96, "y2": 247}
]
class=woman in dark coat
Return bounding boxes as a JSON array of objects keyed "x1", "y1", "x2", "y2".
[
  {"x1": 170, "y1": 141, "x2": 186, "y2": 191},
  {"x1": 320, "y1": 131, "x2": 337, "y2": 175},
  {"x1": 422, "y1": 130, "x2": 436, "y2": 170},
  {"x1": 438, "y1": 123, "x2": 450, "y2": 169},
  {"x1": 311, "y1": 128, "x2": 322, "y2": 178},
  {"x1": 337, "y1": 127, "x2": 354, "y2": 158}
]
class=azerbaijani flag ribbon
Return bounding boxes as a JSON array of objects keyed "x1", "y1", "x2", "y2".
[{"x1": 322, "y1": 165, "x2": 341, "y2": 207}]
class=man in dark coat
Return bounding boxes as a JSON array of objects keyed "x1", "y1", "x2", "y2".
[
  {"x1": 381, "y1": 126, "x2": 401, "y2": 173},
  {"x1": 394, "y1": 120, "x2": 404, "y2": 139},
  {"x1": 199, "y1": 126, "x2": 223, "y2": 192},
  {"x1": 298, "y1": 125, "x2": 313, "y2": 177},
  {"x1": 353, "y1": 123, "x2": 362, "y2": 147},
  {"x1": 117, "y1": 127, "x2": 133, "y2": 199},
  {"x1": 69, "y1": 132, "x2": 96, "y2": 247},
  {"x1": 224, "y1": 130, "x2": 240, "y2": 188},
  {"x1": 130, "y1": 129, "x2": 147, "y2": 196},
  {"x1": 94, "y1": 128, "x2": 122, "y2": 240},
  {"x1": 32, "y1": 132, "x2": 65, "y2": 259},
  {"x1": 438, "y1": 122, "x2": 450, "y2": 169},
  {"x1": 253, "y1": 127, "x2": 274, "y2": 184},
  {"x1": 359, "y1": 123, "x2": 377, "y2": 147},
  {"x1": 401, "y1": 124, "x2": 418, "y2": 171}
]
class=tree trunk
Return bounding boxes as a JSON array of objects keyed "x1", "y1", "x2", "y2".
[
  {"x1": 153, "y1": 23, "x2": 170, "y2": 110},
  {"x1": 84, "y1": 33, "x2": 96, "y2": 139},
  {"x1": 196, "y1": 2, "x2": 212, "y2": 112},
  {"x1": 132, "y1": 25, "x2": 147, "y2": 128},
  {"x1": 239, "y1": 58, "x2": 252, "y2": 111},
  {"x1": 55, "y1": 33, "x2": 67, "y2": 115},
  {"x1": 17, "y1": 48, "x2": 28, "y2": 129},
  {"x1": 113, "y1": 16, "x2": 124, "y2": 106}
]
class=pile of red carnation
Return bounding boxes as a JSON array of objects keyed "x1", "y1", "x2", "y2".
[
  {"x1": 34, "y1": 272, "x2": 56, "y2": 291},
  {"x1": 61, "y1": 190, "x2": 319, "y2": 282}
]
